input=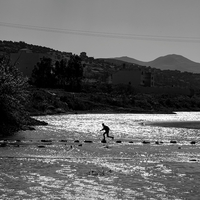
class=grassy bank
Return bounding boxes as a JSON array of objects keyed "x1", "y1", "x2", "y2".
[{"x1": 25, "y1": 87, "x2": 200, "y2": 116}]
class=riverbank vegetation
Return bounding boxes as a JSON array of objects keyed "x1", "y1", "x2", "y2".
[
  {"x1": 26, "y1": 86, "x2": 200, "y2": 116},
  {"x1": 0, "y1": 56, "x2": 47, "y2": 136}
]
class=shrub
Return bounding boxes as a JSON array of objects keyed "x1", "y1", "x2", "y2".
[{"x1": 0, "y1": 56, "x2": 29, "y2": 135}]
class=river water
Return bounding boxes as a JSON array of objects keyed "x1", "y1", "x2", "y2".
[{"x1": 0, "y1": 112, "x2": 200, "y2": 199}]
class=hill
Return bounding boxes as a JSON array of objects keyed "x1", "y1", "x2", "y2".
[
  {"x1": 2, "y1": 40, "x2": 200, "y2": 89},
  {"x1": 114, "y1": 54, "x2": 200, "y2": 74},
  {"x1": 0, "y1": 40, "x2": 56, "y2": 54}
]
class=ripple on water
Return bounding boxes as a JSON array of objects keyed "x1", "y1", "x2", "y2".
[{"x1": 1, "y1": 112, "x2": 200, "y2": 199}]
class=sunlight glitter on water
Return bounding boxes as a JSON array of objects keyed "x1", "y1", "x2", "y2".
[{"x1": 1, "y1": 112, "x2": 200, "y2": 199}]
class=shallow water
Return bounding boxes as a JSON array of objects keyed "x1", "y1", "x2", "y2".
[{"x1": 1, "y1": 112, "x2": 200, "y2": 199}]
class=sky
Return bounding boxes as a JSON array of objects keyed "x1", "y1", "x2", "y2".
[{"x1": 0, "y1": 0, "x2": 200, "y2": 62}]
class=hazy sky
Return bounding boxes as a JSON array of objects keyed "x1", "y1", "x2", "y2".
[{"x1": 0, "y1": 0, "x2": 200, "y2": 62}]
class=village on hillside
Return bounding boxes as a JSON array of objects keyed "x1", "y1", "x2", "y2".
[{"x1": 1, "y1": 40, "x2": 200, "y2": 97}]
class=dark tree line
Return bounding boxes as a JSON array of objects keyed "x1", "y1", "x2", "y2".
[{"x1": 31, "y1": 54, "x2": 83, "y2": 91}]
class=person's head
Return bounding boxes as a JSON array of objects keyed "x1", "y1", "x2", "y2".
[{"x1": 102, "y1": 123, "x2": 105, "y2": 127}]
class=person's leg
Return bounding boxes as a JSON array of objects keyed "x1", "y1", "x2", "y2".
[
  {"x1": 107, "y1": 131, "x2": 114, "y2": 139},
  {"x1": 103, "y1": 132, "x2": 106, "y2": 140}
]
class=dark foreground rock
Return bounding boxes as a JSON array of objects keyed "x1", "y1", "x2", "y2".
[
  {"x1": 0, "y1": 116, "x2": 48, "y2": 138},
  {"x1": 21, "y1": 115, "x2": 48, "y2": 133}
]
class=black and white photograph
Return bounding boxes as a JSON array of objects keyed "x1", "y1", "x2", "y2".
[{"x1": 0, "y1": 0, "x2": 200, "y2": 199}]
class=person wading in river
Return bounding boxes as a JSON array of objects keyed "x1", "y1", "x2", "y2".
[{"x1": 100, "y1": 123, "x2": 114, "y2": 141}]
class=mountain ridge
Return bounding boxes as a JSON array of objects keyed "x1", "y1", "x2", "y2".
[{"x1": 114, "y1": 54, "x2": 200, "y2": 73}]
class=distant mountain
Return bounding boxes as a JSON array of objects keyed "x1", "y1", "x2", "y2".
[{"x1": 114, "y1": 54, "x2": 200, "y2": 74}]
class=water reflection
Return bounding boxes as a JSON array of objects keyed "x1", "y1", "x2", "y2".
[{"x1": 0, "y1": 112, "x2": 200, "y2": 199}]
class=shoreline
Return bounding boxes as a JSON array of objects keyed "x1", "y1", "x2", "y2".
[
  {"x1": 30, "y1": 109, "x2": 176, "y2": 116},
  {"x1": 146, "y1": 120, "x2": 200, "y2": 129},
  {"x1": 32, "y1": 111, "x2": 200, "y2": 130}
]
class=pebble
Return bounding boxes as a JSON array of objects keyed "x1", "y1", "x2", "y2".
[
  {"x1": 38, "y1": 145, "x2": 45, "y2": 148},
  {"x1": 170, "y1": 140, "x2": 177, "y2": 144},
  {"x1": 84, "y1": 140, "x2": 93, "y2": 143},
  {"x1": 142, "y1": 141, "x2": 150, "y2": 144},
  {"x1": 41, "y1": 140, "x2": 52, "y2": 143},
  {"x1": 60, "y1": 140, "x2": 68, "y2": 142}
]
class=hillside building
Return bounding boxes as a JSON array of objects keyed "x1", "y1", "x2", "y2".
[
  {"x1": 80, "y1": 52, "x2": 87, "y2": 60},
  {"x1": 111, "y1": 67, "x2": 191, "y2": 95}
]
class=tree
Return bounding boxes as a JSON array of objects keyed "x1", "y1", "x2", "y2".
[
  {"x1": 31, "y1": 57, "x2": 55, "y2": 87},
  {"x1": 0, "y1": 56, "x2": 29, "y2": 135},
  {"x1": 53, "y1": 59, "x2": 68, "y2": 88},
  {"x1": 65, "y1": 55, "x2": 83, "y2": 91},
  {"x1": 31, "y1": 55, "x2": 83, "y2": 90}
]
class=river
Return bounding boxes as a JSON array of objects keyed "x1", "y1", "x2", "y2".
[{"x1": 0, "y1": 112, "x2": 200, "y2": 199}]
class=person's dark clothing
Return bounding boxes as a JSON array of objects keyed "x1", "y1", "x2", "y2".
[
  {"x1": 101, "y1": 124, "x2": 109, "y2": 133},
  {"x1": 101, "y1": 123, "x2": 114, "y2": 140}
]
